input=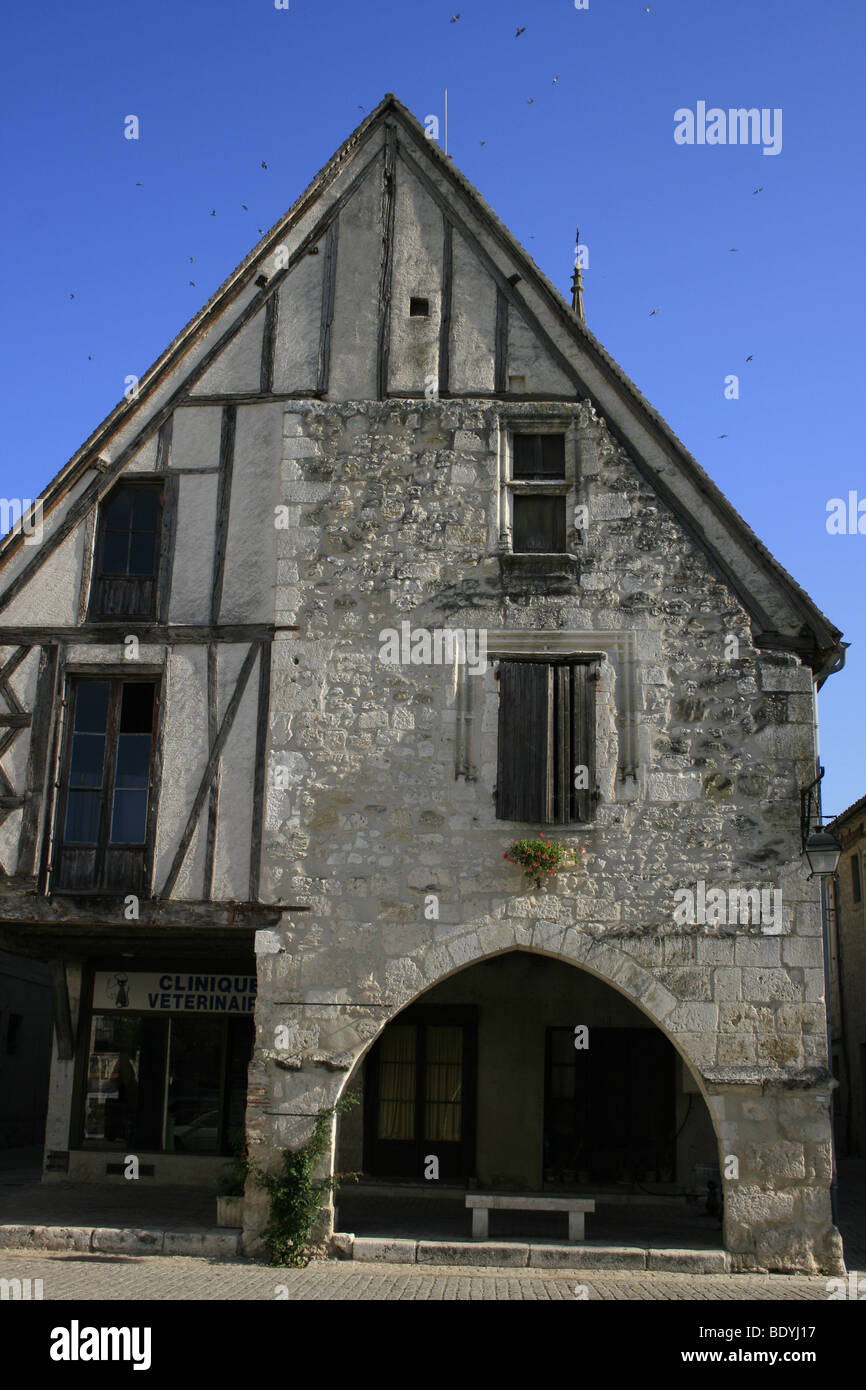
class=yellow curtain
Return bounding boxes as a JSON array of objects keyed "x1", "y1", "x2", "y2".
[
  {"x1": 377, "y1": 1026, "x2": 416, "y2": 1140},
  {"x1": 424, "y1": 1026, "x2": 462, "y2": 1142}
]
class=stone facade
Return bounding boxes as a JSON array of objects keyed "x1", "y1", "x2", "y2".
[{"x1": 828, "y1": 797, "x2": 866, "y2": 1157}]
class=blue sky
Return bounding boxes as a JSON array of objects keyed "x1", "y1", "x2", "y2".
[{"x1": 1, "y1": 0, "x2": 863, "y2": 814}]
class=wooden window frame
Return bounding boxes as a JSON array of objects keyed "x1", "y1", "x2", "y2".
[
  {"x1": 87, "y1": 480, "x2": 164, "y2": 623},
  {"x1": 51, "y1": 675, "x2": 160, "y2": 896},
  {"x1": 505, "y1": 428, "x2": 574, "y2": 556},
  {"x1": 495, "y1": 658, "x2": 595, "y2": 824}
]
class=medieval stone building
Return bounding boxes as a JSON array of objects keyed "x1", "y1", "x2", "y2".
[{"x1": 0, "y1": 96, "x2": 846, "y2": 1273}]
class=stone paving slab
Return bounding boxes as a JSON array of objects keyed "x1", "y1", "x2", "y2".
[{"x1": 0, "y1": 1250, "x2": 851, "y2": 1300}]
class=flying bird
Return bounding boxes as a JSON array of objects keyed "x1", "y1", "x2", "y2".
[
  {"x1": 729, "y1": 247, "x2": 738, "y2": 252},
  {"x1": 189, "y1": 281, "x2": 196, "y2": 287},
  {"x1": 450, "y1": 12, "x2": 460, "y2": 20},
  {"x1": 136, "y1": 181, "x2": 142, "y2": 187},
  {"x1": 746, "y1": 355, "x2": 753, "y2": 361},
  {"x1": 189, "y1": 257, "x2": 194, "y2": 263},
  {"x1": 242, "y1": 204, "x2": 248, "y2": 211},
  {"x1": 88, "y1": 355, "x2": 92, "y2": 360},
  {"x1": 70, "y1": 293, "x2": 75, "y2": 299},
  {"x1": 515, "y1": 26, "x2": 526, "y2": 36},
  {"x1": 718, "y1": 434, "x2": 727, "y2": 439},
  {"x1": 752, "y1": 187, "x2": 763, "y2": 195},
  {"x1": 552, "y1": 76, "x2": 559, "y2": 85},
  {"x1": 527, "y1": 98, "x2": 534, "y2": 104},
  {"x1": 261, "y1": 161, "x2": 268, "y2": 170},
  {"x1": 649, "y1": 307, "x2": 659, "y2": 316},
  {"x1": 211, "y1": 210, "x2": 216, "y2": 216},
  {"x1": 479, "y1": 140, "x2": 486, "y2": 146}
]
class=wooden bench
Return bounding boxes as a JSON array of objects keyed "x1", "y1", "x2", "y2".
[{"x1": 466, "y1": 1193, "x2": 595, "y2": 1242}]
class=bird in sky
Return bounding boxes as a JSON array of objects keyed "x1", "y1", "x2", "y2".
[
  {"x1": 261, "y1": 161, "x2": 268, "y2": 170},
  {"x1": 450, "y1": 13, "x2": 460, "y2": 20},
  {"x1": 718, "y1": 434, "x2": 727, "y2": 439},
  {"x1": 552, "y1": 76, "x2": 559, "y2": 85},
  {"x1": 527, "y1": 98, "x2": 534, "y2": 104},
  {"x1": 649, "y1": 307, "x2": 659, "y2": 316},
  {"x1": 515, "y1": 26, "x2": 526, "y2": 36},
  {"x1": 70, "y1": 293, "x2": 75, "y2": 299},
  {"x1": 479, "y1": 140, "x2": 486, "y2": 146},
  {"x1": 136, "y1": 181, "x2": 142, "y2": 187},
  {"x1": 358, "y1": 105, "x2": 365, "y2": 111},
  {"x1": 752, "y1": 187, "x2": 763, "y2": 195},
  {"x1": 242, "y1": 204, "x2": 248, "y2": 211},
  {"x1": 729, "y1": 247, "x2": 738, "y2": 252},
  {"x1": 190, "y1": 257, "x2": 194, "y2": 263},
  {"x1": 746, "y1": 355, "x2": 753, "y2": 361},
  {"x1": 211, "y1": 210, "x2": 216, "y2": 216},
  {"x1": 189, "y1": 281, "x2": 196, "y2": 287}
]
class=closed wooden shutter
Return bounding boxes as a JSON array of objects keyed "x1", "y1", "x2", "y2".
[
  {"x1": 496, "y1": 662, "x2": 553, "y2": 822},
  {"x1": 497, "y1": 660, "x2": 595, "y2": 824}
]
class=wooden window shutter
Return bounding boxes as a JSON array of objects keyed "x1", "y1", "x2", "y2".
[
  {"x1": 496, "y1": 662, "x2": 553, "y2": 822},
  {"x1": 569, "y1": 663, "x2": 595, "y2": 823}
]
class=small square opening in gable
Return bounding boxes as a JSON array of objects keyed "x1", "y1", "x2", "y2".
[{"x1": 410, "y1": 297, "x2": 430, "y2": 317}]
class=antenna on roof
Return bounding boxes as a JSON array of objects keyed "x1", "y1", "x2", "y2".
[{"x1": 571, "y1": 225, "x2": 586, "y2": 322}]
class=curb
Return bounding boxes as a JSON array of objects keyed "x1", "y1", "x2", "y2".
[
  {"x1": 0, "y1": 1224, "x2": 242, "y2": 1259},
  {"x1": 339, "y1": 1234, "x2": 730, "y2": 1272}
]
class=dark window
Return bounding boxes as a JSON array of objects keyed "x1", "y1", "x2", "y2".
[
  {"x1": 513, "y1": 494, "x2": 566, "y2": 552},
  {"x1": 6, "y1": 1014, "x2": 22, "y2": 1056},
  {"x1": 53, "y1": 679, "x2": 158, "y2": 894},
  {"x1": 89, "y1": 482, "x2": 163, "y2": 620},
  {"x1": 496, "y1": 661, "x2": 594, "y2": 823},
  {"x1": 544, "y1": 1027, "x2": 676, "y2": 1184},
  {"x1": 852, "y1": 854, "x2": 862, "y2": 904},
  {"x1": 409, "y1": 297, "x2": 430, "y2": 317},
  {"x1": 512, "y1": 434, "x2": 565, "y2": 479}
]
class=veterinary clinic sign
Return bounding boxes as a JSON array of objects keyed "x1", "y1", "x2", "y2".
[{"x1": 94, "y1": 972, "x2": 257, "y2": 1013}]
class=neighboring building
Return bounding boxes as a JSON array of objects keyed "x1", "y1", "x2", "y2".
[
  {"x1": 0, "y1": 96, "x2": 847, "y2": 1273},
  {"x1": 0, "y1": 950, "x2": 52, "y2": 1147},
  {"x1": 827, "y1": 796, "x2": 866, "y2": 1157}
]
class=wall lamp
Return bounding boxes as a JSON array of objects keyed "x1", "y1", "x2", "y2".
[{"x1": 801, "y1": 768, "x2": 842, "y2": 879}]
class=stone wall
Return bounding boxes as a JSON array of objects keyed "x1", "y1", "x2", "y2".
[{"x1": 242, "y1": 393, "x2": 839, "y2": 1272}]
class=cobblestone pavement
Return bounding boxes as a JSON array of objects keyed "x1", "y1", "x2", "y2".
[{"x1": 0, "y1": 1250, "x2": 854, "y2": 1300}]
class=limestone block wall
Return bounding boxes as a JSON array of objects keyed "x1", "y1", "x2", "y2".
[{"x1": 246, "y1": 396, "x2": 841, "y2": 1273}]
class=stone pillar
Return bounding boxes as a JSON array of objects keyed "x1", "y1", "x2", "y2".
[{"x1": 710, "y1": 1087, "x2": 844, "y2": 1274}]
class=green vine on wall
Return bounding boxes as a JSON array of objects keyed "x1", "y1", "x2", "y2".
[{"x1": 253, "y1": 1093, "x2": 360, "y2": 1267}]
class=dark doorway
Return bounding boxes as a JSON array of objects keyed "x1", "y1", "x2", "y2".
[
  {"x1": 363, "y1": 1006, "x2": 476, "y2": 1180},
  {"x1": 544, "y1": 1026, "x2": 676, "y2": 1183}
]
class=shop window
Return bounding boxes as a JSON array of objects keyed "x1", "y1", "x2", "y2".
[
  {"x1": 53, "y1": 679, "x2": 158, "y2": 894},
  {"x1": 495, "y1": 660, "x2": 595, "y2": 823},
  {"x1": 88, "y1": 482, "x2": 163, "y2": 621},
  {"x1": 82, "y1": 1012, "x2": 253, "y2": 1154}
]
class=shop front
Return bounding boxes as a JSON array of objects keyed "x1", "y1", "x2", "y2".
[{"x1": 59, "y1": 962, "x2": 256, "y2": 1185}]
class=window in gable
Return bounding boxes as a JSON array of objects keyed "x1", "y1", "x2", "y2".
[
  {"x1": 506, "y1": 431, "x2": 570, "y2": 556},
  {"x1": 495, "y1": 659, "x2": 595, "y2": 823},
  {"x1": 88, "y1": 482, "x2": 163, "y2": 620}
]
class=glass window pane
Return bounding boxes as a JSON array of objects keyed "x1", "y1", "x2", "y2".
[
  {"x1": 424, "y1": 1026, "x2": 462, "y2": 1142},
  {"x1": 377, "y1": 1026, "x2": 416, "y2": 1140},
  {"x1": 64, "y1": 789, "x2": 102, "y2": 843},
  {"x1": 104, "y1": 491, "x2": 133, "y2": 530},
  {"x1": 100, "y1": 532, "x2": 129, "y2": 574},
  {"x1": 513, "y1": 495, "x2": 566, "y2": 552},
  {"x1": 110, "y1": 788, "x2": 148, "y2": 843},
  {"x1": 120, "y1": 683, "x2": 155, "y2": 733},
  {"x1": 114, "y1": 733, "x2": 151, "y2": 788},
  {"x1": 128, "y1": 531, "x2": 157, "y2": 576},
  {"x1": 132, "y1": 490, "x2": 159, "y2": 530},
  {"x1": 165, "y1": 1017, "x2": 224, "y2": 1155},
  {"x1": 69, "y1": 732, "x2": 106, "y2": 788},
  {"x1": 74, "y1": 682, "x2": 110, "y2": 733}
]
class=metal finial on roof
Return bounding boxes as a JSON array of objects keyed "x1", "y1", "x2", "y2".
[{"x1": 571, "y1": 224, "x2": 585, "y2": 322}]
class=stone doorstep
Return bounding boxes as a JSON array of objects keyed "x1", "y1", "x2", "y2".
[
  {"x1": 0, "y1": 1224, "x2": 242, "y2": 1260},
  {"x1": 343, "y1": 1235, "x2": 729, "y2": 1273}
]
